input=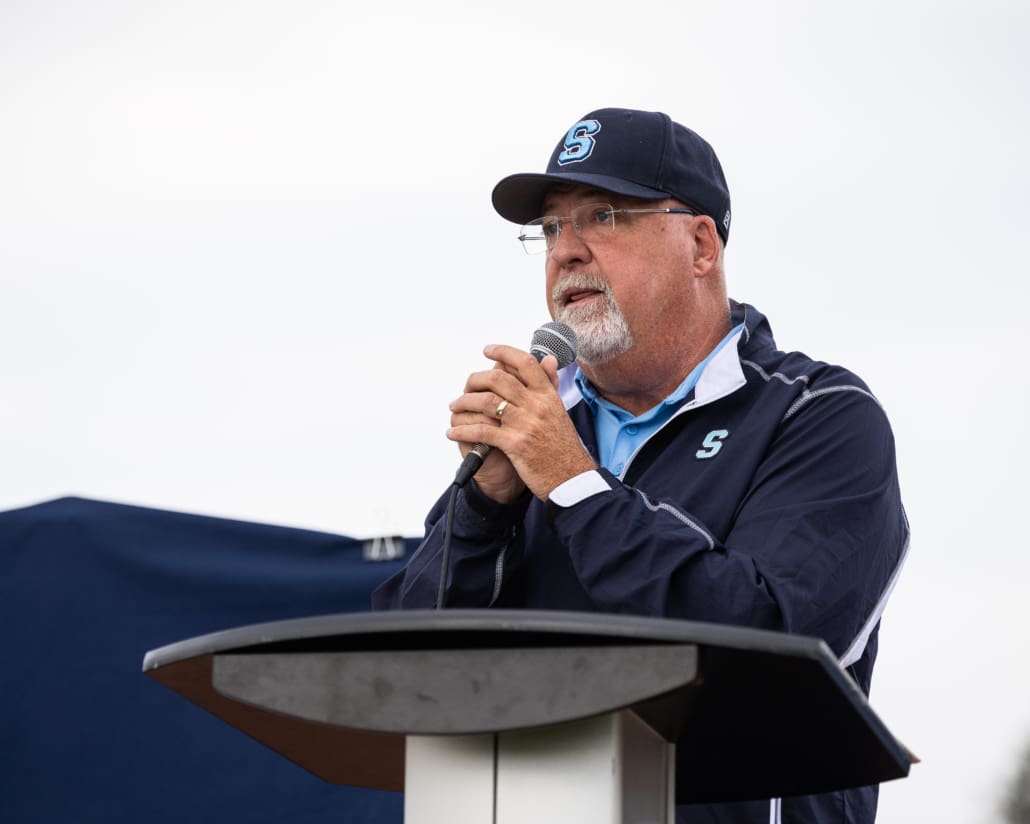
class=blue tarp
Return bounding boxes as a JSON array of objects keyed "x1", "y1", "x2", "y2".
[{"x1": 0, "y1": 496, "x2": 412, "y2": 822}]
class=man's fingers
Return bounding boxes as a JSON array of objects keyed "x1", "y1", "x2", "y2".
[
  {"x1": 463, "y1": 367, "x2": 525, "y2": 399},
  {"x1": 450, "y1": 391, "x2": 515, "y2": 422},
  {"x1": 483, "y1": 344, "x2": 556, "y2": 391}
]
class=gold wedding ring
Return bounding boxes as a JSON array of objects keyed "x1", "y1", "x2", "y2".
[{"x1": 495, "y1": 400, "x2": 509, "y2": 419}]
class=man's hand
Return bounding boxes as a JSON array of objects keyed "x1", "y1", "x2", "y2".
[{"x1": 448, "y1": 344, "x2": 596, "y2": 503}]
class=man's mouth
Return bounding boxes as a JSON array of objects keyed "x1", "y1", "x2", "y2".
[{"x1": 561, "y1": 288, "x2": 604, "y2": 308}]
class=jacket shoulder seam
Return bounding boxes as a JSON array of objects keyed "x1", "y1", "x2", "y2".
[{"x1": 783, "y1": 384, "x2": 883, "y2": 422}]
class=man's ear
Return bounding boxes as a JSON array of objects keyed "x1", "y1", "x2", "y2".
[{"x1": 692, "y1": 215, "x2": 722, "y2": 277}]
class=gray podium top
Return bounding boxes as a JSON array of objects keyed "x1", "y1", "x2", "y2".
[{"x1": 143, "y1": 609, "x2": 914, "y2": 803}]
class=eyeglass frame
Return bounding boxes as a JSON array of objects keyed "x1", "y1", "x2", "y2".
[{"x1": 517, "y1": 202, "x2": 698, "y2": 255}]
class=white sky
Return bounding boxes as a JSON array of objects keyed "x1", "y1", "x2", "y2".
[{"x1": 2, "y1": 1, "x2": 1028, "y2": 821}]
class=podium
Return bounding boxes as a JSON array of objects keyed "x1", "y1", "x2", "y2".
[{"x1": 143, "y1": 610, "x2": 912, "y2": 822}]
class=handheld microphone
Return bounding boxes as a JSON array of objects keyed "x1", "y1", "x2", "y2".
[{"x1": 452, "y1": 321, "x2": 578, "y2": 488}]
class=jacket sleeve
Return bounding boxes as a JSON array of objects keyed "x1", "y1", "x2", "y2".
[
  {"x1": 548, "y1": 388, "x2": 909, "y2": 661},
  {"x1": 370, "y1": 482, "x2": 533, "y2": 610}
]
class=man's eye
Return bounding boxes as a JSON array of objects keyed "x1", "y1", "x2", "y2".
[
  {"x1": 591, "y1": 208, "x2": 614, "y2": 225},
  {"x1": 542, "y1": 220, "x2": 561, "y2": 237}
]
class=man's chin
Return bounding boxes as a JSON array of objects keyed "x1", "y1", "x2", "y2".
[
  {"x1": 572, "y1": 334, "x2": 634, "y2": 367},
  {"x1": 556, "y1": 304, "x2": 606, "y2": 331},
  {"x1": 555, "y1": 305, "x2": 633, "y2": 366}
]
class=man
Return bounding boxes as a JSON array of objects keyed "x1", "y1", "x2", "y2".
[{"x1": 373, "y1": 108, "x2": 909, "y2": 823}]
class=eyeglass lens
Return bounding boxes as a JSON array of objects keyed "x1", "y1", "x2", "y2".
[{"x1": 519, "y1": 203, "x2": 616, "y2": 254}]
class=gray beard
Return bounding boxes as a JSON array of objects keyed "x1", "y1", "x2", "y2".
[{"x1": 552, "y1": 273, "x2": 634, "y2": 366}]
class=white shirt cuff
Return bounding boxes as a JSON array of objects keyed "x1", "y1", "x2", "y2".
[{"x1": 549, "y1": 470, "x2": 612, "y2": 507}]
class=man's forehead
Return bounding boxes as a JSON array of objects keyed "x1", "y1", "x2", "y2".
[
  {"x1": 540, "y1": 184, "x2": 601, "y2": 211},
  {"x1": 541, "y1": 184, "x2": 665, "y2": 213}
]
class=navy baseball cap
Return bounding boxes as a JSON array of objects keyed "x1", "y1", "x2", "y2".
[{"x1": 492, "y1": 108, "x2": 732, "y2": 245}]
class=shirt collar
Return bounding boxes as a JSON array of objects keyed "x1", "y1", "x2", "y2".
[{"x1": 573, "y1": 322, "x2": 745, "y2": 418}]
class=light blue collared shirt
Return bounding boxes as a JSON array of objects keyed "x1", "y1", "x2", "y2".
[{"x1": 574, "y1": 323, "x2": 743, "y2": 478}]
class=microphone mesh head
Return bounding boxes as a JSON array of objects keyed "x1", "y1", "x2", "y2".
[{"x1": 530, "y1": 321, "x2": 578, "y2": 369}]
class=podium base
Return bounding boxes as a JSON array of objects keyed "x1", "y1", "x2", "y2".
[{"x1": 405, "y1": 710, "x2": 674, "y2": 824}]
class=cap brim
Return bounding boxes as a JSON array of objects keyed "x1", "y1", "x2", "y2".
[{"x1": 491, "y1": 172, "x2": 670, "y2": 224}]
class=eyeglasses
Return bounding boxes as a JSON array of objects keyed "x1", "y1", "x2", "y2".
[{"x1": 517, "y1": 202, "x2": 697, "y2": 255}]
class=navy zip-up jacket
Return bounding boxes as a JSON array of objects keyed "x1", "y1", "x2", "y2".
[{"x1": 374, "y1": 302, "x2": 909, "y2": 824}]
